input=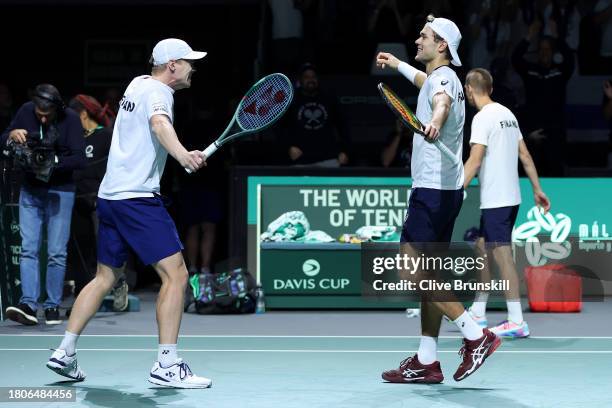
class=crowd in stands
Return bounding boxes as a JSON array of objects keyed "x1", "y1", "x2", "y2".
[{"x1": 264, "y1": 0, "x2": 611, "y2": 173}]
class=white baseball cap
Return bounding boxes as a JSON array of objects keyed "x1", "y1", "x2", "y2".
[
  {"x1": 151, "y1": 38, "x2": 207, "y2": 65},
  {"x1": 426, "y1": 17, "x2": 462, "y2": 67}
]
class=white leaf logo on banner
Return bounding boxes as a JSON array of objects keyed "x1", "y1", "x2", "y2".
[{"x1": 513, "y1": 207, "x2": 572, "y2": 265}]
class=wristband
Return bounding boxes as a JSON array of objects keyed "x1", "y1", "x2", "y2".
[{"x1": 398, "y1": 61, "x2": 419, "y2": 85}]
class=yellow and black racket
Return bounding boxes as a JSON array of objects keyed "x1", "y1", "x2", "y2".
[{"x1": 378, "y1": 82, "x2": 459, "y2": 166}]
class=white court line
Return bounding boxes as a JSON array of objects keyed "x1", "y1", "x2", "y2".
[
  {"x1": 1, "y1": 348, "x2": 612, "y2": 353},
  {"x1": 0, "y1": 334, "x2": 441, "y2": 338},
  {"x1": 2, "y1": 334, "x2": 612, "y2": 339}
]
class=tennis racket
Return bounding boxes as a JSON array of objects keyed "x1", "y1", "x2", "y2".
[
  {"x1": 186, "y1": 73, "x2": 294, "y2": 173},
  {"x1": 377, "y1": 82, "x2": 460, "y2": 166}
]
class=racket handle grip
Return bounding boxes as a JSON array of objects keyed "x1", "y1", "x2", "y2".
[
  {"x1": 433, "y1": 139, "x2": 460, "y2": 167},
  {"x1": 184, "y1": 142, "x2": 219, "y2": 173},
  {"x1": 203, "y1": 142, "x2": 218, "y2": 159}
]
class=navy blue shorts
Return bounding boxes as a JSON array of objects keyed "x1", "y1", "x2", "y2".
[
  {"x1": 96, "y1": 196, "x2": 184, "y2": 267},
  {"x1": 401, "y1": 187, "x2": 463, "y2": 244},
  {"x1": 479, "y1": 205, "x2": 519, "y2": 246}
]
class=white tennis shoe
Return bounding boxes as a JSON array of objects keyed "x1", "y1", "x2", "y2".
[
  {"x1": 148, "y1": 359, "x2": 212, "y2": 389},
  {"x1": 46, "y1": 349, "x2": 86, "y2": 381}
]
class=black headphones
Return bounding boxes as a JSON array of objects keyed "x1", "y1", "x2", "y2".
[
  {"x1": 33, "y1": 89, "x2": 66, "y2": 111},
  {"x1": 34, "y1": 91, "x2": 66, "y2": 110}
]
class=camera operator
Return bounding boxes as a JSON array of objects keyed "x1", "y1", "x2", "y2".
[{"x1": 1, "y1": 83, "x2": 85, "y2": 326}]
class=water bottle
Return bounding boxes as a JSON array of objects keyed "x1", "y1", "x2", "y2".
[{"x1": 255, "y1": 285, "x2": 266, "y2": 314}]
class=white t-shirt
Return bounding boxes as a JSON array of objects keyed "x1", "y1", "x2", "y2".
[
  {"x1": 413, "y1": 65, "x2": 465, "y2": 190},
  {"x1": 98, "y1": 75, "x2": 174, "y2": 200},
  {"x1": 470, "y1": 102, "x2": 522, "y2": 209}
]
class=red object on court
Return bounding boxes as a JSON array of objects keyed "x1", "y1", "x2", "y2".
[{"x1": 524, "y1": 264, "x2": 582, "y2": 312}]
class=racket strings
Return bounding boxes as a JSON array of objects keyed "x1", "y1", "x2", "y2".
[
  {"x1": 237, "y1": 75, "x2": 292, "y2": 131},
  {"x1": 384, "y1": 89, "x2": 409, "y2": 118},
  {"x1": 383, "y1": 88, "x2": 421, "y2": 130}
]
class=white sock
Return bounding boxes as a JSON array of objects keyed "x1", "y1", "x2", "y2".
[
  {"x1": 507, "y1": 299, "x2": 524, "y2": 324},
  {"x1": 417, "y1": 336, "x2": 438, "y2": 365},
  {"x1": 454, "y1": 311, "x2": 484, "y2": 340},
  {"x1": 59, "y1": 331, "x2": 79, "y2": 356},
  {"x1": 158, "y1": 344, "x2": 178, "y2": 368},
  {"x1": 471, "y1": 292, "x2": 489, "y2": 317}
]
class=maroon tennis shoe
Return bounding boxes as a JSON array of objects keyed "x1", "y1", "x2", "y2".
[
  {"x1": 453, "y1": 328, "x2": 501, "y2": 381},
  {"x1": 382, "y1": 355, "x2": 444, "y2": 384}
]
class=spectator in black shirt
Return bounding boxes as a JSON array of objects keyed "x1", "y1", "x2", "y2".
[
  {"x1": 512, "y1": 20, "x2": 574, "y2": 176},
  {"x1": 286, "y1": 63, "x2": 349, "y2": 166},
  {"x1": 70, "y1": 95, "x2": 113, "y2": 205},
  {"x1": 2, "y1": 84, "x2": 85, "y2": 326},
  {"x1": 67, "y1": 94, "x2": 128, "y2": 308}
]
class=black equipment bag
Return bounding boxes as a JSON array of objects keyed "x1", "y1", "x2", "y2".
[{"x1": 185, "y1": 268, "x2": 257, "y2": 314}]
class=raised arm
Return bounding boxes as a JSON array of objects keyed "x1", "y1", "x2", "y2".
[
  {"x1": 518, "y1": 139, "x2": 550, "y2": 213},
  {"x1": 376, "y1": 52, "x2": 427, "y2": 89}
]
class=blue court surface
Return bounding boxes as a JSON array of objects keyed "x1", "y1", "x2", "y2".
[{"x1": 1, "y1": 296, "x2": 611, "y2": 407}]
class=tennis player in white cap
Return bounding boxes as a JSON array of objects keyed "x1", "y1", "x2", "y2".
[
  {"x1": 47, "y1": 38, "x2": 213, "y2": 388},
  {"x1": 377, "y1": 15, "x2": 502, "y2": 383}
]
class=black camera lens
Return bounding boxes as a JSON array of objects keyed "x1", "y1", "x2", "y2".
[{"x1": 33, "y1": 149, "x2": 52, "y2": 166}]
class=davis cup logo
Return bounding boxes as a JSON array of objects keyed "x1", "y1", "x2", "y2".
[
  {"x1": 302, "y1": 259, "x2": 321, "y2": 277},
  {"x1": 273, "y1": 259, "x2": 348, "y2": 291},
  {"x1": 513, "y1": 206, "x2": 572, "y2": 266}
]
